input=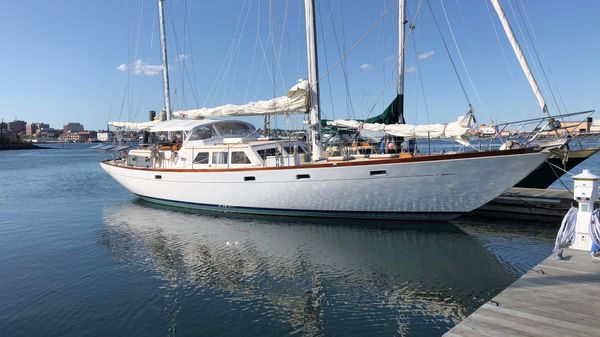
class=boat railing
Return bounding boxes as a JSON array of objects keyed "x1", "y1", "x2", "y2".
[{"x1": 481, "y1": 110, "x2": 595, "y2": 150}]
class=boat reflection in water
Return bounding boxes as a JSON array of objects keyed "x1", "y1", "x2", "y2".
[{"x1": 100, "y1": 200, "x2": 516, "y2": 336}]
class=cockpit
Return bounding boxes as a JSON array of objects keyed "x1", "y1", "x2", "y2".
[{"x1": 185, "y1": 120, "x2": 257, "y2": 146}]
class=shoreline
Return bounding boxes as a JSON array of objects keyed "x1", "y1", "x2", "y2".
[{"x1": 0, "y1": 142, "x2": 48, "y2": 150}]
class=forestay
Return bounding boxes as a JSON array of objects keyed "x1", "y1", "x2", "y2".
[
  {"x1": 172, "y1": 80, "x2": 309, "y2": 119},
  {"x1": 327, "y1": 111, "x2": 476, "y2": 146}
]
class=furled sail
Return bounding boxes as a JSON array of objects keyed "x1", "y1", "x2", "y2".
[
  {"x1": 108, "y1": 111, "x2": 166, "y2": 131},
  {"x1": 364, "y1": 95, "x2": 405, "y2": 125},
  {"x1": 327, "y1": 111, "x2": 476, "y2": 146},
  {"x1": 108, "y1": 120, "x2": 161, "y2": 131},
  {"x1": 172, "y1": 80, "x2": 309, "y2": 119}
]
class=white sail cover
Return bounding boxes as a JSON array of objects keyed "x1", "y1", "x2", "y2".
[
  {"x1": 108, "y1": 120, "x2": 161, "y2": 131},
  {"x1": 108, "y1": 110, "x2": 167, "y2": 131},
  {"x1": 327, "y1": 112, "x2": 476, "y2": 146},
  {"x1": 172, "y1": 80, "x2": 309, "y2": 119}
]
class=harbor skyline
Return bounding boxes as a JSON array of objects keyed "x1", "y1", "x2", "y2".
[{"x1": 0, "y1": 0, "x2": 599, "y2": 130}]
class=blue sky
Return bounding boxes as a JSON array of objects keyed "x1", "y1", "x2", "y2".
[{"x1": 0, "y1": 0, "x2": 598, "y2": 130}]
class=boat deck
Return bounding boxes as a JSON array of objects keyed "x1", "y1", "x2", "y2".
[{"x1": 444, "y1": 248, "x2": 600, "y2": 337}]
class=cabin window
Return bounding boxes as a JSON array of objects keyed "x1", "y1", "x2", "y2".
[
  {"x1": 214, "y1": 122, "x2": 255, "y2": 137},
  {"x1": 296, "y1": 174, "x2": 310, "y2": 180},
  {"x1": 212, "y1": 152, "x2": 228, "y2": 165},
  {"x1": 188, "y1": 126, "x2": 214, "y2": 141},
  {"x1": 283, "y1": 146, "x2": 295, "y2": 155},
  {"x1": 257, "y1": 148, "x2": 280, "y2": 160},
  {"x1": 193, "y1": 152, "x2": 209, "y2": 164},
  {"x1": 244, "y1": 176, "x2": 256, "y2": 181},
  {"x1": 231, "y1": 151, "x2": 251, "y2": 164}
]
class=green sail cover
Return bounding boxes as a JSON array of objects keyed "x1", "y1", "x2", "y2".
[
  {"x1": 364, "y1": 95, "x2": 405, "y2": 124},
  {"x1": 321, "y1": 95, "x2": 405, "y2": 127}
]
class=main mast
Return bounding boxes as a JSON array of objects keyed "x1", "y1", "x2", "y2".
[
  {"x1": 490, "y1": 0, "x2": 549, "y2": 116},
  {"x1": 304, "y1": 0, "x2": 322, "y2": 160},
  {"x1": 158, "y1": 0, "x2": 172, "y2": 120},
  {"x1": 397, "y1": 0, "x2": 406, "y2": 124}
]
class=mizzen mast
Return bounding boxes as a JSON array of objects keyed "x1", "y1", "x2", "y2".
[
  {"x1": 158, "y1": 0, "x2": 172, "y2": 121},
  {"x1": 304, "y1": 0, "x2": 323, "y2": 160},
  {"x1": 397, "y1": 0, "x2": 407, "y2": 123}
]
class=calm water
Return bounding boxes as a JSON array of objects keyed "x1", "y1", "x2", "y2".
[{"x1": 1, "y1": 143, "x2": 595, "y2": 337}]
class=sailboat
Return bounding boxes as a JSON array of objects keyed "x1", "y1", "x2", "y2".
[{"x1": 100, "y1": 0, "x2": 553, "y2": 221}]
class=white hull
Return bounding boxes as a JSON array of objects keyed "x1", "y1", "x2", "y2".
[{"x1": 100, "y1": 150, "x2": 548, "y2": 220}]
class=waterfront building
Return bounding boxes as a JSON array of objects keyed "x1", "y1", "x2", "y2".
[
  {"x1": 590, "y1": 120, "x2": 600, "y2": 133},
  {"x1": 65, "y1": 130, "x2": 97, "y2": 142},
  {"x1": 8, "y1": 120, "x2": 26, "y2": 135},
  {"x1": 62, "y1": 122, "x2": 84, "y2": 134},
  {"x1": 558, "y1": 118, "x2": 592, "y2": 136},
  {"x1": 97, "y1": 130, "x2": 114, "y2": 142},
  {"x1": 26, "y1": 123, "x2": 50, "y2": 136},
  {"x1": 0, "y1": 121, "x2": 8, "y2": 137},
  {"x1": 39, "y1": 127, "x2": 61, "y2": 139}
]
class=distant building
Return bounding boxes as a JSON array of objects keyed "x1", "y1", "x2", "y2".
[
  {"x1": 559, "y1": 118, "x2": 592, "y2": 136},
  {"x1": 0, "y1": 121, "x2": 8, "y2": 137},
  {"x1": 38, "y1": 127, "x2": 61, "y2": 139},
  {"x1": 65, "y1": 130, "x2": 97, "y2": 143},
  {"x1": 590, "y1": 120, "x2": 600, "y2": 133},
  {"x1": 8, "y1": 120, "x2": 27, "y2": 135},
  {"x1": 478, "y1": 124, "x2": 497, "y2": 136},
  {"x1": 26, "y1": 122, "x2": 50, "y2": 135},
  {"x1": 97, "y1": 130, "x2": 114, "y2": 142},
  {"x1": 26, "y1": 124, "x2": 35, "y2": 135},
  {"x1": 63, "y1": 122, "x2": 84, "y2": 135}
]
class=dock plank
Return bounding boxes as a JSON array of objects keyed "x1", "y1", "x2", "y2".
[{"x1": 444, "y1": 249, "x2": 600, "y2": 337}]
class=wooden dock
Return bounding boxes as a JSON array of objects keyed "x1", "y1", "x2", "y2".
[
  {"x1": 467, "y1": 187, "x2": 576, "y2": 222},
  {"x1": 444, "y1": 248, "x2": 600, "y2": 337}
]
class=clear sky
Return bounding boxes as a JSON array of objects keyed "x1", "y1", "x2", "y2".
[{"x1": 0, "y1": 0, "x2": 598, "y2": 130}]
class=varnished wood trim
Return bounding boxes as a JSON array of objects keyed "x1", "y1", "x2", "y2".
[{"x1": 101, "y1": 148, "x2": 532, "y2": 173}]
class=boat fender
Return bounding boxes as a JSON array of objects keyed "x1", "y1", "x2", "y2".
[{"x1": 499, "y1": 140, "x2": 515, "y2": 150}]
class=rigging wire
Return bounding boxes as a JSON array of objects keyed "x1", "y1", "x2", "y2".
[
  {"x1": 483, "y1": 0, "x2": 527, "y2": 118},
  {"x1": 324, "y1": 0, "x2": 354, "y2": 119},
  {"x1": 338, "y1": 0, "x2": 355, "y2": 119},
  {"x1": 184, "y1": 0, "x2": 200, "y2": 110},
  {"x1": 219, "y1": 0, "x2": 252, "y2": 105},
  {"x1": 425, "y1": 0, "x2": 472, "y2": 109},
  {"x1": 243, "y1": 31, "x2": 260, "y2": 103},
  {"x1": 513, "y1": 0, "x2": 566, "y2": 117},
  {"x1": 517, "y1": 0, "x2": 569, "y2": 114},
  {"x1": 227, "y1": 0, "x2": 255, "y2": 99},
  {"x1": 410, "y1": 27, "x2": 431, "y2": 124},
  {"x1": 439, "y1": 0, "x2": 488, "y2": 119},
  {"x1": 316, "y1": 0, "x2": 336, "y2": 121},
  {"x1": 203, "y1": 0, "x2": 252, "y2": 106},
  {"x1": 312, "y1": 0, "x2": 395, "y2": 89},
  {"x1": 505, "y1": 0, "x2": 555, "y2": 115},
  {"x1": 453, "y1": 0, "x2": 501, "y2": 124}
]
